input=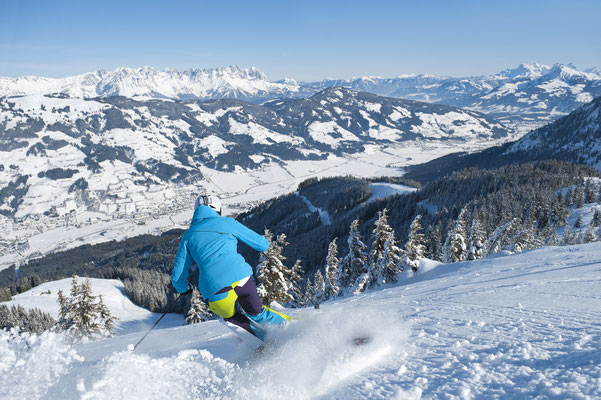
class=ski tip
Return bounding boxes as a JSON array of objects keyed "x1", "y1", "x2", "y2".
[{"x1": 351, "y1": 336, "x2": 372, "y2": 346}]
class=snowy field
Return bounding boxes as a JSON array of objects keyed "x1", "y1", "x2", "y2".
[
  {"x1": 0, "y1": 140, "x2": 486, "y2": 272},
  {"x1": 2, "y1": 241, "x2": 601, "y2": 399}
]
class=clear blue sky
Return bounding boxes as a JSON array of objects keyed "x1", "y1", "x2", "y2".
[{"x1": 1, "y1": 0, "x2": 600, "y2": 81}]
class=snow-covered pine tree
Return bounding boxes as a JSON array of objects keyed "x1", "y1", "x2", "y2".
[
  {"x1": 561, "y1": 226, "x2": 573, "y2": 246},
  {"x1": 382, "y1": 233, "x2": 403, "y2": 283},
  {"x1": 566, "y1": 186, "x2": 575, "y2": 206},
  {"x1": 553, "y1": 200, "x2": 569, "y2": 227},
  {"x1": 575, "y1": 185, "x2": 584, "y2": 208},
  {"x1": 324, "y1": 238, "x2": 340, "y2": 299},
  {"x1": 467, "y1": 219, "x2": 486, "y2": 260},
  {"x1": 313, "y1": 270, "x2": 325, "y2": 306},
  {"x1": 485, "y1": 218, "x2": 516, "y2": 256},
  {"x1": 574, "y1": 213, "x2": 583, "y2": 229},
  {"x1": 0, "y1": 287, "x2": 11, "y2": 302},
  {"x1": 97, "y1": 295, "x2": 117, "y2": 333},
  {"x1": 367, "y1": 208, "x2": 402, "y2": 288},
  {"x1": 584, "y1": 180, "x2": 596, "y2": 203},
  {"x1": 57, "y1": 275, "x2": 117, "y2": 340},
  {"x1": 288, "y1": 259, "x2": 306, "y2": 307},
  {"x1": 304, "y1": 278, "x2": 315, "y2": 307},
  {"x1": 443, "y1": 208, "x2": 469, "y2": 263},
  {"x1": 256, "y1": 229, "x2": 294, "y2": 306},
  {"x1": 185, "y1": 289, "x2": 212, "y2": 324},
  {"x1": 546, "y1": 228, "x2": 559, "y2": 246},
  {"x1": 592, "y1": 207, "x2": 601, "y2": 227},
  {"x1": 339, "y1": 219, "x2": 368, "y2": 292},
  {"x1": 352, "y1": 271, "x2": 369, "y2": 295},
  {"x1": 512, "y1": 224, "x2": 541, "y2": 253},
  {"x1": 402, "y1": 214, "x2": 426, "y2": 271},
  {"x1": 425, "y1": 221, "x2": 443, "y2": 261},
  {"x1": 584, "y1": 225, "x2": 597, "y2": 243}
]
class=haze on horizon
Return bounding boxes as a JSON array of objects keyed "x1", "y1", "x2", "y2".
[{"x1": 1, "y1": 0, "x2": 600, "y2": 81}]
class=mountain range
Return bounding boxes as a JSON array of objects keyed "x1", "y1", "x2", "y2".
[{"x1": 2, "y1": 64, "x2": 600, "y2": 131}]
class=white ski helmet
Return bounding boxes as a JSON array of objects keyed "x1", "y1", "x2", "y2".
[{"x1": 194, "y1": 194, "x2": 223, "y2": 215}]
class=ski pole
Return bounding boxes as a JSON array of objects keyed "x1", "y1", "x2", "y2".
[{"x1": 132, "y1": 292, "x2": 183, "y2": 351}]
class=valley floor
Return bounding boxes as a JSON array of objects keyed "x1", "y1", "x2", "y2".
[{"x1": 3, "y1": 242, "x2": 601, "y2": 399}]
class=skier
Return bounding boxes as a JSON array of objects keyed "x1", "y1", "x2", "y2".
[{"x1": 171, "y1": 194, "x2": 290, "y2": 339}]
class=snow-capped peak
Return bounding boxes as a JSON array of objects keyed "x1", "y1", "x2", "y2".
[{"x1": 496, "y1": 63, "x2": 552, "y2": 79}]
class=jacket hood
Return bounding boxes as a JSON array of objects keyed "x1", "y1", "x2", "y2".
[{"x1": 191, "y1": 205, "x2": 221, "y2": 225}]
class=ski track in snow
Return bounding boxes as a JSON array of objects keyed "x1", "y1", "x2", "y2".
[{"x1": 2, "y1": 242, "x2": 601, "y2": 399}]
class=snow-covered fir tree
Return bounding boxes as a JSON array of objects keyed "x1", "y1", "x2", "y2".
[
  {"x1": 97, "y1": 295, "x2": 117, "y2": 333},
  {"x1": 402, "y1": 214, "x2": 426, "y2": 271},
  {"x1": 513, "y1": 224, "x2": 543, "y2": 253},
  {"x1": 185, "y1": 289, "x2": 212, "y2": 324},
  {"x1": 584, "y1": 225, "x2": 597, "y2": 243},
  {"x1": 304, "y1": 278, "x2": 315, "y2": 308},
  {"x1": 312, "y1": 269, "x2": 325, "y2": 306},
  {"x1": 367, "y1": 208, "x2": 402, "y2": 288},
  {"x1": 562, "y1": 226, "x2": 575, "y2": 246},
  {"x1": 324, "y1": 238, "x2": 340, "y2": 299},
  {"x1": 288, "y1": 259, "x2": 306, "y2": 307},
  {"x1": 0, "y1": 287, "x2": 11, "y2": 302},
  {"x1": 443, "y1": 207, "x2": 469, "y2": 263},
  {"x1": 584, "y1": 180, "x2": 596, "y2": 203},
  {"x1": 467, "y1": 219, "x2": 486, "y2": 260},
  {"x1": 546, "y1": 228, "x2": 559, "y2": 246},
  {"x1": 256, "y1": 229, "x2": 294, "y2": 306},
  {"x1": 485, "y1": 219, "x2": 516, "y2": 256},
  {"x1": 339, "y1": 219, "x2": 368, "y2": 292},
  {"x1": 426, "y1": 221, "x2": 443, "y2": 260},
  {"x1": 574, "y1": 213, "x2": 583, "y2": 229},
  {"x1": 57, "y1": 275, "x2": 117, "y2": 340},
  {"x1": 592, "y1": 207, "x2": 601, "y2": 227},
  {"x1": 576, "y1": 185, "x2": 584, "y2": 208}
]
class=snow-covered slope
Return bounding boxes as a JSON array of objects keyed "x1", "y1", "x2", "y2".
[{"x1": 3, "y1": 241, "x2": 601, "y2": 399}]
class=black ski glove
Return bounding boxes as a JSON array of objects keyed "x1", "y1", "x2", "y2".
[{"x1": 183, "y1": 283, "x2": 194, "y2": 295}]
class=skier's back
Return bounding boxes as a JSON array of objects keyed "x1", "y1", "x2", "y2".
[{"x1": 171, "y1": 195, "x2": 289, "y2": 338}]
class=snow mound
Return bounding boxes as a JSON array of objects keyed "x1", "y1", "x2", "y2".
[
  {"x1": 0, "y1": 331, "x2": 82, "y2": 399},
  {"x1": 81, "y1": 349, "x2": 236, "y2": 400}
]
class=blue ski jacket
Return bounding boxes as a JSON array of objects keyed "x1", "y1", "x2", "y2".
[{"x1": 171, "y1": 206, "x2": 269, "y2": 301}]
